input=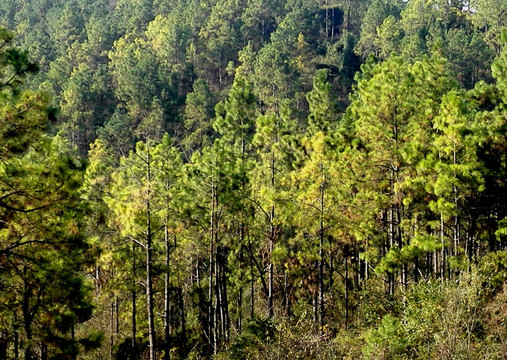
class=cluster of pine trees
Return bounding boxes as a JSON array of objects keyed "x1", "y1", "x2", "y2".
[{"x1": 1, "y1": 0, "x2": 507, "y2": 359}]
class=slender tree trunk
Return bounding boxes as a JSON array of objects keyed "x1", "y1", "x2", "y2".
[
  {"x1": 353, "y1": 245, "x2": 359, "y2": 289},
  {"x1": 453, "y1": 146, "x2": 459, "y2": 259},
  {"x1": 146, "y1": 218, "x2": 156, "y2": 360},
  {"x1": 441, "y1": 213, "x2": 446, "y2": 279},
  {"x1": 284, "y1": 271, "x2": 291, "y2": 317},
  {"x1": 388, "y1": 272, "x2": 395, "y2": 299},
  {"x1": 397, "y1": 207, "x2": 407, "y2": 292},
  {"x1": 220, "y1": 248, "x2": 230, "y2": 341},
  {"x1": 250, "y1": 250, "x2": 255, "y2": 319},
  {"x1": 414, "y1": 256, "x2": 419, "y2": 283},
  {"x1": 23, "y1": 266, "x2": 33, "y2": 360},
  {"x1": 110, "y1": 302, "x2": 114, "y2": 360},
  {"x1": 217, "y1": 249, "x2": 224, "y2": 343},
  {"x1": 325, "y1": 0, "x2": 329, "y2": 38},
  {"x1": 365, "y1": 258, "x2": 369, "y2": 281},
  {"x1": 164, "y1": 222, "x2": 170, "y2": 360},
  {"x1": 237, "y1": 226, "x2": 245, "y2": 331},
  {"x1": 146, "y1": 141, "x2": 156, "y2": 360},
  {"x1": 282, "y1": 268, "x2": 287, "y2": 316},
  {"x1": 215, "y1": 247, "x2": 230, "y2": 343},
  {"x1": 268, "y1": 152, "x2": 276, "y2": 317},
  {"x1": 132, "y1": 244, "x2": 137, "y2": 359},
  {"x1": 454, "y1": 213, "x2": 459, "y2": 258},
  {"x1": 246, "y1": 234, "x2": 269, "y2": 315},
  {"x1": 268, "y1": 220, "x2": 274, "y2": 318},
  {"x1": 319, "y1": 211, "x2": 325, "y2": 328},
  {"x1": 179, "y1": 287, "x2": 187, "y2": 351},
  {"x1": 115, "y1": 298, "x2": 119, "y2": 334},
  {"x1": 345, "y1": 250, "x2": 349, "y2": 330},
  {"x1": 237, "y1": 244, "x2": 243, "y2": 332},
  {"x1": 209, "y1": 183, "x2": 216, "y2": 352},
  {"x1": 318, "y1": 162, "x2": 325, "y2": 328},
  {"x1": 388, "y1": 205, "x2": 395, "y2": 297},
  {"x1": 329, "y1": 250, "x2": 334, "y2": 289},
  {"x1": 108, "y1": 299, "x2": 117, "y2": 357},
  {"x1": 214, "y1": 251, "x2": 219, "y2": 351}
]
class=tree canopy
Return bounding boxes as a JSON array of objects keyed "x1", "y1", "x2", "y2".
[{"x1": 1, "y1": 1, "x2": 507, "y2": 359}]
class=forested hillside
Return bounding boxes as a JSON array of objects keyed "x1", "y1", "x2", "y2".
[{"x1": 1, "y1": 0, "x2": 507, "y2": 359}]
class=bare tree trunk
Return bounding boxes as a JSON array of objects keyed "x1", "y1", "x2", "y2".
[
  {"x1": 388, "y1": 205, "x2": 395, "y2": 297},
  {"x1": 146, "y1": 141, "x2": 156, "y2": 360},
  {"x1": 319, "y1": 209, "x2": 325, "y2": 328},
  {"x1": 146, "y1": 216, "x2": 156, "y2": 360},
  {"x1": 318, "y1": 162, "x2": 325, "y2": 328},
  {"x1": 268, "y1": 220, "x2": 274, "y2": 318},
  {"x1": 220, "y1": 248, "x2": 230, "y2": 341},
  {"x1": 345, "y1": 249, "x2": 349, "y2": 330},
  {"x1": 268, "y1": 152, "x2": 276, "y2": 318},
  {"x1": 179, "y1": 287, "x2": 187, "y2": 352},
  {"x1": 164, "y1": 223, "x2": 170, "y2": 360},
  {"x1": 215, "y1": 247, "x2": 230, "y2": 344},
  {"x1": 236, "y1": 220, "x2": 246, "y2": 331},
  {"x1": 217, "y1": 250, "x2": 224, "y2": 343},
  {"x1": 209, "y1": 183, "x2": 217, "y2": 353},
  {"x1": 453, "y1": 146, "x2": 459, "y2": 259},
  {"x1": 331, "y1": 7, "x2": 335, "y2": 38},
  {"x1": 250, "y1": 252, "x2": 255, "y2": 319},
  {"x1": 390, "y1": 272, "x2": 396, "y2": 299},
  {"x1": 441, "y1": 213, "x2": 446, "y2": 279},
  {"x1": 110, "y1": 302, "x2": 114, "y2": 360},
  {"x1": 132, "y1": 244, "x2": 137, "y2": 359},
  {"x1": 237, "y1": 242, "x2": 243, "y2": 332},
  {"x1": 115, "y1": 298, "x2": 119, "y2": 334},
  {"x1": 325, "y1": 0, "x2": 329, "y2": 37},
  {"x1": 23, "y1": 266, "x2": 33, "y2": 360},
  {"x1": 214, "y1": 253, "x2": 219, "y2": 351}
]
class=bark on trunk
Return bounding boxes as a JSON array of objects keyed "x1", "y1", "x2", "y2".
[
  {"x1": 164, "y1": 223, "x2": 170, "y2": 360},
  {"x1": 146, "y1": 140, "x2": 156, "y2": 360},
  {"x1": 132, "y1": 244, "x2": 137, "y2": 359}
]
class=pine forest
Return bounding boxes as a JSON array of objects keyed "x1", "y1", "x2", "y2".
[{"x1": 1, "y1": 0, "x2": 507, "y2": 359}]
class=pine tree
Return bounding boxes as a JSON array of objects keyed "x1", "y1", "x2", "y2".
[
  {"x1": 0, "y1": 28, "x2": 98, "y2": 359},
  {"x1": 213, "y1": 74, "x2": 256, "y2": 334},
  {"x1": 347, "y1": 55, "x2": 457, "y2": 294},
  {"x1": 251, "y1": 102, "x2": 298, "y2": 318},
  {"x1": 106, "y1": 135, "x2": 183, "y2": 359}
]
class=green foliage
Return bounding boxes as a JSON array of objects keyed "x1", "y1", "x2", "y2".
[
  {"x1": 480, "y1": 250, "x2": 507, "y2": 292},
  {"x1": 363, "y1": 271, "x2": 487, "y2": 360},
  {"x1": 183, "y1": 78, "x2": 216, "y2": 154},
  {"x1": 227, "y1": 317, "x2": 276, "y2": 359},
  {"x1": 355, "y1": 0, "x2": 404, "y2": 58},
  {"x1": 364, "y1": 315, "x2": 407, "y2": 359},
  {"x1": 470, "y1": 0, "x2": 507, "y2": 54},
  {"x1": 306, "y1": 69, "x2": 336, "y2": 133},
  {"x1": 0, "y1": 29, "x2": 98, "y2": 358},
  {"x1": 1, "y1": 133, "x2": 95, "y2": 358},
  {"x1": 2, "y1": 2, "x2": 507, "y2": 358}
]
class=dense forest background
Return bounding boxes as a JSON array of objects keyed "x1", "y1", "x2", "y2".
[{"x1": 1, "y1": 0, "x2": 507, "y2": 359}]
